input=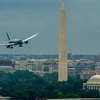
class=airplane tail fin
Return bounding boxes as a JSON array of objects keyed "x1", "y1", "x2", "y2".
[{"x1": 6, "y1": 32, "x2": 10, "y2": 40}]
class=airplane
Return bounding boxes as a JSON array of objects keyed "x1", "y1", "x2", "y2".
[{"x1": 0, "y1": 32, "x2": 39, "y2": 49}]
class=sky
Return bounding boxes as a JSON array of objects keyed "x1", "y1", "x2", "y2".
[{"x1": 0, "y1": 0, "x2": 100, "y2": 55}]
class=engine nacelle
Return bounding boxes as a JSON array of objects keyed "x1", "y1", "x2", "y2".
[
  {"x1": 6, "y1": 45, "x2": 10, "y2": 48},
  {"x1": 24, "y1": 41, "x2": 28, "y2": 44}
]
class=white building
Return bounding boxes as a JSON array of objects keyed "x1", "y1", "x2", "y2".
[
  {"x1": 26, "y1": 59, "x2": 45, "y2": 72},
  {"x1": 83, "y1": 75, "x2": 100, "y2": 91}
]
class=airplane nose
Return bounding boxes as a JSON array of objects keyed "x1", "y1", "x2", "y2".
[
  {"x1": 21, "y1": 41, "x2": 23, "y2": 44},
  {"x1": 18, "y1": 40, "x2": 23, "y2": 44}
]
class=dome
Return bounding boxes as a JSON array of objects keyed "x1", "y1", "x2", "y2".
[{"x1": 87, "y1": 75, "x2": 100, "y2": 84}]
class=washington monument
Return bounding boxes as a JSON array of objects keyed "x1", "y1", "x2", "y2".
[{"x1": 58, "y1": 3, "x2": 68, "y2": 81}]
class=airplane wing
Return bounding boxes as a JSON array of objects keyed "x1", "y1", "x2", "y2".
[
  {"x1": 0, "y1": 43, "x2": 10, "y2": 46},
  {"x1": 0, "y1": 43, "x2": 15, "y2": 46},
  {"x1": 0, "y1": 44, "x2": 7, "y2": 46},
  {"x1": 23, "y1": 32, "x2": 39, "y2": 42}
]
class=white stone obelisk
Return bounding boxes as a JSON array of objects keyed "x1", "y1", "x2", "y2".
[{"x1": 58, "y1": 3, "x2": 68, "y2": 81}]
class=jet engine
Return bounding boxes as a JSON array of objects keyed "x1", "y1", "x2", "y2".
[
  {"x1": 24, "y1": 41, "x2": 28, "y2": 44},
  {"x1": 6, "y1": 45, "x2": 10, "y2": 48}
]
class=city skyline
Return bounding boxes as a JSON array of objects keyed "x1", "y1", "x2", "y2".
[{"x1": 0, "y1": 0, "x2": 100, "y2": 54}]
